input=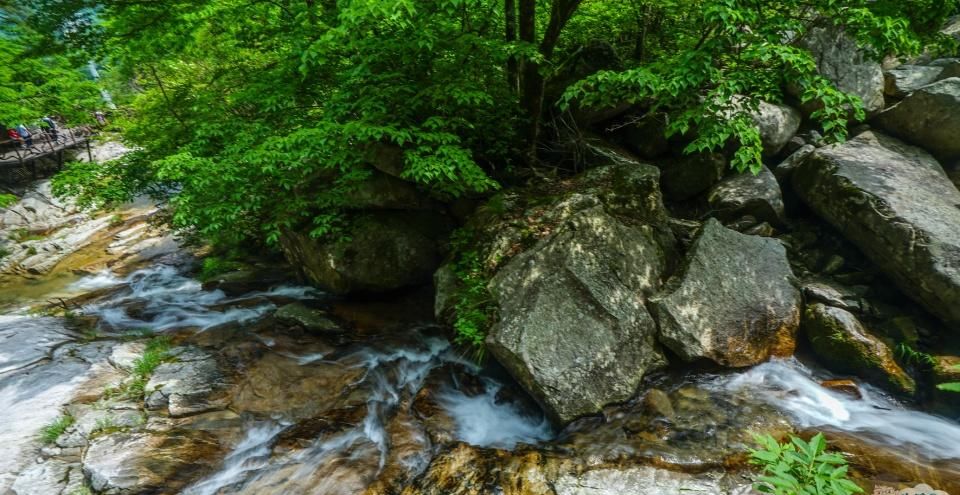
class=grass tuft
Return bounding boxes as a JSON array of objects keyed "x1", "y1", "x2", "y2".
[{"x1": 39, "y1": 413, "x2": 75, "y2": 444}]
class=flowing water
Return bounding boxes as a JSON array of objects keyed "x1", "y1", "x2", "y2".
[{"x1": 2, "y1": 255, "x2": 960, "y2": 492}]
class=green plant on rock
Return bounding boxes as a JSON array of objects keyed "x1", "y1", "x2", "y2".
[
  {"x1": 896, "y1": 342, "x2": 937, "y2": 367},
  {"x1": 448, "y1": 229, "x2": 497, "y2": 356},
  {"x1": 104, "y1": 335, "x2": 173, "y2": 401},
  {"x1": 39, "y1": 413, "x2": 75, "y2": 444},
  {"x1": 751, "y1": 433, "x2": 863, "y2": 495},
  {"x1": 198, "y1": 256, "x2": 246, "y2": 282}
]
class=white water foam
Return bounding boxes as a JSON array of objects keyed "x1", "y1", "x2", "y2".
[
  {"x1": 436, "y1": 376, "x2": 553, "y2": 449},
  {"x1": 718, "y1": 358, "x2": 960, "y2": 460},
  {"x1": 185, "y1": 337, "x2": 554, "y2": 493},
  {"x1": 77, "y1": 265, "x2": 318, "y2": 332},
  {"x1": 181, "y1": 421, "x2": 287, "y2": 495}
]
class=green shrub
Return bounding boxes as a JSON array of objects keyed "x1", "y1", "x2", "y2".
[
  {"x1": 198, "y1": 256, "x2": 246, "y2": 282},
  {"x1": 39, "y1": 413, "x2": 75, "y2": 444},
  {"x1": 750, "y1": 433, "x2": 863, "y2": 495}
]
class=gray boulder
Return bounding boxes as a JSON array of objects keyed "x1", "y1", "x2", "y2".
[
  {"x1": 793, "y1": 131, "x2": 960, "y2": 326},
  {"x1": 472, "y1": 160, "x2": 675, "y2": 424},
  {"x1": 752, "y1": 100, "x2": 802, "y2": 156},
  {"x1": 795, "y1": 24, "x2": 885, "y2": 115},
  {"x1": 773, "y1": 144, "x2": 816, "y2": 185},
  {"x1": 873, "y1": 78, "x2": 960, "y2": 162},
  {"x1": 653, "y1": 219, "x2": 801, "y2": 367},
  {"x1": 280, "y1": 210, "x2": 452, "y2": 294},
  {"x1": 930, "y1": 58, "x2": 960, "y2": 80},
  {"x1": 487, "y1": 206, "x2": 670, "y2": 424},
  {"x1": 614, "y1": 113, "x2": 669, "y2": 159},
  {"x1": 883, "y1": 65, "x2": 944, "y2": 97},
  {"x1": 706, "y1": 166, "x2": 785, "y2": 226}
]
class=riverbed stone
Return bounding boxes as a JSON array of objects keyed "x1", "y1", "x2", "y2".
[
  {"x1": 487, "y1": 205, "x2": 670, "y2": 424},
  {"x1": 145, "y1": 347, "x2": 225, "y2": 417},
  {"x1": 274, "y1": 302, "x2": 342, "y2": 333},
  {"x1": 554, "y1": 466, "x2": 746, "y2": 495},
  {"x1": 803, "y1": 303, "x2": 915, "y2": 395},
  {"x1": 873, "y1": 78, "x2": 960, "y2": 162},
  {"x1": 653, "y1": 219, "x2": 800, "y2": 367},
  {"x1": 83, "y1": 430, "x2": 220, "y2": 494},
  {"x1": 707, "y1": 166, "x2": 785, "y2": 226},
  {"x1": 280, "y1": 210, "x2": 453, "y2": 295},
  {"x1": 793, "y1": 131, "x2": 960, "y2": 326},
  {"x1": 795, "y1": 24, "x2": 886, "y2": 115},
  {"x1": 11, "y1": 459, "x2": 85, "y2": 495}
]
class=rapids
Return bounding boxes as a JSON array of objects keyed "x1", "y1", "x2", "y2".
[{"x1": 1, "y1": 258, "x2": 959, "y2": 493}]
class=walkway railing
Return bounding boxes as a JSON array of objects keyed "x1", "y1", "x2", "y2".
[{"x1": 0, "y1": 126, "x2": 95, "y2": 167}]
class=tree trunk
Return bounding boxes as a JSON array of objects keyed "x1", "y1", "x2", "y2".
[
  {"x1": 505, "y1": 0, "x2": 518, "y2": 92},
  {"x1": 518, "y1": 0, "x2": 582, "y2": 166}
]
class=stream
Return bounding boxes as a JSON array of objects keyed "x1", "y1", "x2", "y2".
[{"x1": 1, "y1": 223, "x2": 959, "y2": 493}]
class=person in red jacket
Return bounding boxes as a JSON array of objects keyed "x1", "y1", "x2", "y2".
[{"x1": 6, "y1": 127, "x2": 23, "y2": 148}]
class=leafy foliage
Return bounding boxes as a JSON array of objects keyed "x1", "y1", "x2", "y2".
[
  {"x1": 449, "y1": 229, "x2": 496, "y2": 354},
  {"x1": 751, "y1": 433, "x2": 864, "y2": 495},
  {"x1": 0, "y1": 7, "x2": 101, "y2": 125},
  {"x1": 558, "y1": 0, "x2": 955, "y2": 173},
  {"x1": 24, "y1": 0, "x2": 960, "y2": 249}
]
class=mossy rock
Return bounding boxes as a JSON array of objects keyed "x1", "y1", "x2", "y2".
[{"x1": 803, "y1": 303, "x2": 915, "y2": 395}]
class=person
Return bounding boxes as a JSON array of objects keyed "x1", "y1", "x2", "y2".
[
  {"x1": 6, "y1": 127, "x2": 23, "y2": 148},
  {"x1": 41, "y1": 116, "x2": 59, "y2": 142},
  {"x1": 94, "y1": 111, "x2": 106, "y2": 126},
  {"x1": 16, "y1": 124, "x2": 32, "y2": 147}
]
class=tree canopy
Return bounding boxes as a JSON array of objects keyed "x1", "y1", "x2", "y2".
[{"x1": 8, "y1": 0, "x2": 958, "y2": 248}]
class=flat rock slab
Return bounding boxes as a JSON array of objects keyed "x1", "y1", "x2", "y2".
[{"x1": 793, "y1": 131, "x2": 960, "y2": 326}]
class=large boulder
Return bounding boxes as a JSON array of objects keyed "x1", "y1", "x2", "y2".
[
  {"x1": 653, "y1": 219, "x2": 801, "y2": 367},
  {"x1": 487, "y1": 206, "x2": 670, "y2": 424},
  {"x1": 803, "y1": 303, "x2": 915, "y2": 395},
  {"x1": 873, "y1": 78, "x2": 960, "y2": 162},
  {"x1": 795, "y1": 24, "x2": 885, "y2": 115},
  {"x1": 456, "y1": 160, "x2": 676, "y2": 424},
  {"x1": 793, "y1": 131, "x2": 960, "y2": 326},
  {"x1": 883, "y1": 65, "x2": 944, "y2": 97},
  {"x1": 280, "y1": 210, "x2": 453, "y2": 294},
  {"x1": 706, "y1": 166, "x2": 785, "y2": 226}
]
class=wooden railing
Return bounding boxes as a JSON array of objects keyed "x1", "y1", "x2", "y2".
[{"x1": 0, "y1": 126, "x2": 95, "y2": 167}]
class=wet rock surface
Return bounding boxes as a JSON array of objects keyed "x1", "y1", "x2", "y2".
[{"x1": 802, "y1": 303, "x2": 915, "y2": 395}]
